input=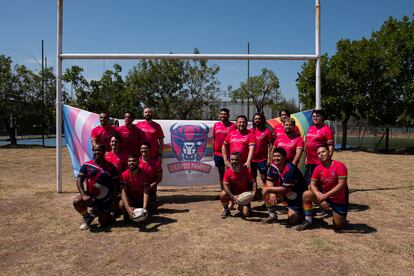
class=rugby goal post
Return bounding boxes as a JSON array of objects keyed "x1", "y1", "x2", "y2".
[{"x1": 56, "y1": 0, "x2": 322, "y2": 192}]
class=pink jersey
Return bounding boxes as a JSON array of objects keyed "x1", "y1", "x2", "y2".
[
  {"x1": 91, "y1": 125, "x2": 117, "y2": 152},
  {"x1": 305, "y1": 125, "x2": 334, "y2": 164},
  {"x1": 117, "y1": 125, "x2": 142, "y2": 156},
  {"x1": 213, "y1": 121, "x2": 236, "y2": 156},
  {"x1": 136, "y1": 120, "x2": 164, "y2": 159},
  {"x1": 273, "y1": 133, "x2": 304, "y2": 163},
  {"x1": 223, "y1": 166, "x2": 254, "y2": 195},
  {"x1": 120, "y1": 169, "x2": 146, "y2": 200},
  {"x1": 224, "y1": 129, "x2": 256, "y2": 164},
  {"x1": 138, "y1": 158, "x2": 162, "y2": 184},
  {"x1": 274, "y1": 124, "x2": 300, "y2": 141},
  {"x1": 105, "y1": 151, "x2": 127, "y2": 175},
  {"x1": 311, "y1": 160, "x2": 348, "y2": 204},
  {"x1": 250, "y1": 127, "x2": 274, "y2": 162}
]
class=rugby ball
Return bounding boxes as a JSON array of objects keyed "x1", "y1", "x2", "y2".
[
  {"x1": 237, "y1": 191, "x2": 254, "y2": 206},
  {"x1": 132, "y1": 208, "x2": 148, "y2": 222},
  {"x1": 286, "y1": 191, "x2": 297, "y2": 200}
]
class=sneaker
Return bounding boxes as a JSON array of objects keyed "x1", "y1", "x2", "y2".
[
  {"x1": 221, "y1": 209, "x2": 230, "y2": 219},
  {"x1": 79, "y1": 213, "x2": 95, "y2": 230},
  {"x1": 296, "y1": 220, "x2": 313, "y2": 231},
  {"x1": 316, "y1": 208, "x2": 332, "y2": 218},
  {"x1": 262, "y1": 215, "x2": 278, "y2": 224}
]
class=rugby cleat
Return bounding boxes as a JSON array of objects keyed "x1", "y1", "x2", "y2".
[
  {"x1": 221, "y1": 209, "x2": 231, "y2": 219},
  {"x1": 79, "y1": 213, "x2": 95, "y2": 230},
  {"x1": 262, "y1": 215, "x2": 278, "y2": 224},
  {"x1": 296, "y1": 220, "x2": 313, "y2": 231}
]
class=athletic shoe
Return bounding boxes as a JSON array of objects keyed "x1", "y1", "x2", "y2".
[
  {"x1": 296, "y1": 220, "x2": 313, "y2": 231},
  {"x1": 79, "y1": 213, "x2": 95, "y2": 230},
  {"x1": 262, "y1": 215, "x2": 278, "y2": 224},
  {"x1": 221, "y1": 209, "x2": 230, "y2": 219},
  {"x1": 316, "y1": 208, "x2": 332, "y2": 218}
]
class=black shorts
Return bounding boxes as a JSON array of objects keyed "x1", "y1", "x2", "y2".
[
  {"x1": 251, "y1": 160, "x2": 268, "y2": 174},
  {"x1": 214, "y1": 155, "x2": 225, "y2": 167}
]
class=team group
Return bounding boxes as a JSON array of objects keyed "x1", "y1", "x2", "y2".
[{"x1": 73, "y1": 107, "x2": 349, "y2": 232}]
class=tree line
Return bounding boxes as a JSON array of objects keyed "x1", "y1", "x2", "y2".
[
  {"x1": 1, "y1": 15, "x2": 413, "y2": 148},
  {"x1": 297, "y1": 15, "x2": 414, "y2": 149}
]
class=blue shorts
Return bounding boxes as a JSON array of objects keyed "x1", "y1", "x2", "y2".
[
  {"x1": 214, "y1": 155, "x2": 225, "y2": 167},
  {"x1": 304, "y1": 164, "x2": 318, "y2": 185},
  {"x1": 327, "y1": 199, "x2": 348, "y2": 217},
  {"x1": 251, "y1": 160, "x2": 268, "y2": 174}
]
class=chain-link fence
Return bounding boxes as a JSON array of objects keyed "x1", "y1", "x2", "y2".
[{"x1": 333, "y1": 120, "x2": 414, "y2": 152}]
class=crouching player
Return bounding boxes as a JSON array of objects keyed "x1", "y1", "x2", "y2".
[
  {"x1": 296, "y1": 144, "x2": 349, "y2": 231},
  {"x1": 119, "y1": 153, "x2": 150, "y2": 223},
  {"x1": 220, "y1": 152, "x2": 257, "y2": 218},
  {"x1": 262, "y1": 147, "x2": 306, "y2": 226},
  {"x1": 139, "y1": 142, "x2": 162, "y2": 211},
  {"x1": 73, "y1": 144, "x2": 118, "y2": 230}
]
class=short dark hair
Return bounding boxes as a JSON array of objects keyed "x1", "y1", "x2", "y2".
[
  {"x1": 230, "y1": 152, "x2": 241, "y2": 159},
  {"x1": 236, "y1": 115, "x2": 248, "y2": 121},
  {"x1": 93, "y1": 143, "x2": 106, "y2": 152},
  {"x1": 279, "y1": 109, "x2": 291, "y2": 117},
  {"x1": 128, "y1": 153, "x2": 138, "y2": 159},
  {"x1": 140, "y1": 142, "x2": 151, "y2": 148},
  {"x1": 316, "y1": 144, "x2": 329, "y2": 151},
  {"x1": 273, "y1": 147, "x2": 287, "y2": 157},
  {"x1": 312, "y1": 109, "x2": 326, "y2": 119},
  {"x1": 124, "y1": 111, "x2": 135, "y2": 120},
  {"x1": 220, "y1": 108, "x2": 230, "y2": 114}
]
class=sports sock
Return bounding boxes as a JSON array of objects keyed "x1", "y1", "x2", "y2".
[
  {"x1": 303, "y1": 202, "x2": 314, "y2": 222},
  {"x1": 223, "y1": 204, "x2": 229, "y2": 210}
]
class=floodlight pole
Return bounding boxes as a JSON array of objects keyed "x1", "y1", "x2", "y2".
[
  {"x1": 56, "y1": 0, "x2": 63, "y2": 192},
  {"x1": 315, "y1": 0, "x2": 321, "y2": 110}
]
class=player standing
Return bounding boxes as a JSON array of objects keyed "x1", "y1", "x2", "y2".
[
  {"x1": 213, "y1": 108, "x2": 236, "y2": 190},
  {"x1": 91, "y1": 112, "x2": 117, "y2": 152},
  {"x1": 117, "y1": 112, "x2": 142, "y2": 157},
  {"x1": 304, "y1": 110, "x2": 334, "y2": 185},
  {"x1": 272, "y1": 118, "x2": 304, "y2": 166},
  {"x1": 250, "y1": 113, "x2": 274, "y2": 185},
  {"x1": 222, "y1": 115, "x2": 256, "y2": 169}
]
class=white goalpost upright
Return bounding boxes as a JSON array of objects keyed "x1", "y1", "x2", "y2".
[{"x1": 56, "y1": 0, "x2": 321, "y2": 192}]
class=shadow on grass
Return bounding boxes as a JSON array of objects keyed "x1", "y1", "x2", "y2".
[
  {"x1": 350, "y1": 185, "x2": 414, "y2": 193},
  {"x1": 307, "y1": 218, "x2": 377, "y2": 234},
  {"x1": 158, "y1": 194, "x2": 218, "y2": 205},
  {"x1": 137, "y1": 215, "x2": 177, "y2": 232}
]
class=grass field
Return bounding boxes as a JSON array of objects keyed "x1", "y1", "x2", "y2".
[{"x1": 0, "y1": 147, "x2": 413, "y2": 275}]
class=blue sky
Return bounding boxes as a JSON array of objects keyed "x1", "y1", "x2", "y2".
[{"x1": 1, "y1": 0, "x2": 413, "y2": 104}]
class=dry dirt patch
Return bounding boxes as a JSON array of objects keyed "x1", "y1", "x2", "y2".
[{"x1": 0, "y1": 148, "x2": 413, "y2": 275}]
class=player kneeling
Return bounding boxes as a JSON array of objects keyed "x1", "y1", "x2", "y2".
[
  {"x1": 220, "y1": 152, "x2": 257, "y2": 218},
  {"x1": 262, "y1": 148, "x2": 306, "y2": 226},
  {"x1": 73, "y1": 144, "x2": 118, "y2": 230},
  {"x1": 119, "y1": 153, "x2": 150, "y2": 223},
  {"x1": 297, "y1": 144, "x2": 349, "y2": 231}
]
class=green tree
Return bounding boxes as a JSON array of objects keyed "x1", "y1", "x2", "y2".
[
  {"x1": 62, "y1": 65, "x2": 90, "y2": 109},
  {"x1": 126, "y1": 49, "x2": 220, "y2": 119},
  {"x1": 230, "y1": 68, "x2": 283, "y2": 114},
  {"x1": 88, "y1": 64, "x2": 127, "y2": 117},
  {"x1": 0, "y1": 55, "x2": 17, "y2": 144}
]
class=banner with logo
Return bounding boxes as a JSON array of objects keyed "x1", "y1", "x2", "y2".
[{"x1": 63, "y1": 105, "x2": 313, "y2": 186}]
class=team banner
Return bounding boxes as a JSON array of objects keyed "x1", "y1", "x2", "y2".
[{"x1": 63, "y1": 105, "x2": 313, "y2": 186}]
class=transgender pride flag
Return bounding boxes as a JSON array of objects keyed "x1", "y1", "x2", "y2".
[{"x1": 63, "y1": 105, "x2": 100, "y2": 176}]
